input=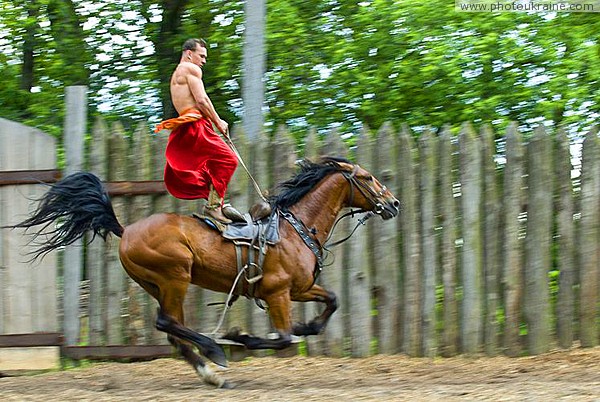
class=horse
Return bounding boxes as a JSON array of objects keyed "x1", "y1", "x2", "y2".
[{"x1": 9, "y1": 156, "x2": 399, "y2": 388}]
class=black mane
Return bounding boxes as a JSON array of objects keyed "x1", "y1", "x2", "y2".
[{"x1": 270, "y1": 156, "x2": 352, "y2": 209}]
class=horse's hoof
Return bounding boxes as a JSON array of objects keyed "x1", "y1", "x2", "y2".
[
  {"x1": 205, "y1": 346, "x2": 228, "y2": 368},
  {"x1": 220, "y1": 380, "x2": 236, "y2": 389}
]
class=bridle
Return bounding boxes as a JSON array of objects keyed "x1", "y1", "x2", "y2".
[
  {"x1": 280, "y1": 162, "x2": 395, "y2": 282},
  {"x1": 340, "y1": 164, "x2": 390, "y2": 216},
  {"x1": 323, "y1": 163, "x2": 392, "y2": 250}
]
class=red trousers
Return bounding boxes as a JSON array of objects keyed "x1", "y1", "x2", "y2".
[{"x1": 163, "y1": 118, "x2": 237, "y2": 200}]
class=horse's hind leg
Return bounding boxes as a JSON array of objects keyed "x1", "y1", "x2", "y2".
[
  {"x1": 291, "y1": 284, "x2": 337, "y2": 336},
  {"x1": 153, "y1": 283, "x2": 227, "y2": 368},
  {"x1": 130, "y1": 275, "x2": 229, "y2": 387},
  {"x1": 167, "y1": 335, "x2": 231, "y2": 388}
]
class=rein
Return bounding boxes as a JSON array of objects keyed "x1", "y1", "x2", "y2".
[{"x1": 224, "y1": 134, "x2": 268, "y2": 203}]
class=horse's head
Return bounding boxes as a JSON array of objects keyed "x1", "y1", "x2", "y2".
[{"x1": 327, "y1": 159, "x2": 400, "y2": 220}]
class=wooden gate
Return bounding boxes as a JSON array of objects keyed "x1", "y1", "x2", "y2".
[{"x1": 0, "y1": 117, "x2": 61, "y2": 370}]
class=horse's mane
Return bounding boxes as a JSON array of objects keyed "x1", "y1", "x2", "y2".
[{"x1": 270, "y1": 156, "x2": 352, "y2": 209}]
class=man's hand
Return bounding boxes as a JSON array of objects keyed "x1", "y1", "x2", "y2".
[{"x1": 215, "y1": 119, "x2": 229, "y2": 137}]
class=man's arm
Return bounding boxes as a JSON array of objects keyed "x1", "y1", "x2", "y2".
[{"x1": 186, "y1": 65, "x2": 229, "y2": 135}]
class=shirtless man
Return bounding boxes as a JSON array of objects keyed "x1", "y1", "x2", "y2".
[{"x1": 156, "y1": 38, "x2": 245, "y2": 224}]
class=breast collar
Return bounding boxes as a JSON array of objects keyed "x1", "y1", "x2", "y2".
[{"x1": 278, "y1": 208, "x2": 324, "y2": 280}]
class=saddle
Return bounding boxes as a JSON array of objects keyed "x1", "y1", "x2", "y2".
[{"x1": 194, "y1": 211, "x2": 281, "y2": 299}]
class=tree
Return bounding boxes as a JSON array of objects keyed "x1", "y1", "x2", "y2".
[{"x1": 242, "y1": 0, "x2": 265, "y2": 140}]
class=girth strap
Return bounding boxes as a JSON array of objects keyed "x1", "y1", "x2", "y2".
[{"x1": 233, "y1": 218, "x2": 270, "y2": 303}]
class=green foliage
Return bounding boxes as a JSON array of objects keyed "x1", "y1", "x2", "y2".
[{"x1": 1, "y1": 0, "x2": 600, "y2": 142}]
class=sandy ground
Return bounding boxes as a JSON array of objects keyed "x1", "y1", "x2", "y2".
[{"x1": 1, "y1": 347, "x2": 599, "y2": 401}]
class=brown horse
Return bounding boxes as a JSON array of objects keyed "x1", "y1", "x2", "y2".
[{"x1": 11, "y1": 156, "x2": 399, "y2": 387}]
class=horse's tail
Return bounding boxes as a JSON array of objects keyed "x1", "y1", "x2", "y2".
[{"x1": 7, "y1": 171, "x2": 124, "y2": 261}]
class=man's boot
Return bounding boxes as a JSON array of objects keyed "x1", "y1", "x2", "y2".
[{"x1": 204, "y1": 186, "x2": 232, "y2": 224}]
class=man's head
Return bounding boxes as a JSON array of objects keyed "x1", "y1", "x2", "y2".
[{"x1": 182, "y1": 38, "x2": 208, "y2": 67}]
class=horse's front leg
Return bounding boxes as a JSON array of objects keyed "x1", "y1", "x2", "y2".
[
  {"x1": 291, "y1": 284, "x2": 337, "y2": 336},
  {"x1": 223, "y1": 291, "x2": 293, "y2": 350}
]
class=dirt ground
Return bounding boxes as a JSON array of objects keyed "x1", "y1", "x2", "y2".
[{"x1": 1, "y1": 347, "x2": 599, "y2": 401}]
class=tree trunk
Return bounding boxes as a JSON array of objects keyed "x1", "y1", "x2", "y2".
[{"x1": 242, "y1": 0, "x2": 266, "y2": 140}]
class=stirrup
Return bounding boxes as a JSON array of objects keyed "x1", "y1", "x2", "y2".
[{"x1": 222, "y1": 203, "x2": 246, "y2": 223}]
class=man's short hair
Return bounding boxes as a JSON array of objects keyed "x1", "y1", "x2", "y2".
[{"x1": 182, "y1": 38, "x2": 207, "y2": 52}]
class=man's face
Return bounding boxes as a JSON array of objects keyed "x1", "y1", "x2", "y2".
[{"x1": 190, "y1": 46, "x2": 207, "y2": 68}]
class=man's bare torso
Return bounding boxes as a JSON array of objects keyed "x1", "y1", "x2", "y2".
[{"x1": 170, "y1": 62, "x2": 199, "y2": 115}]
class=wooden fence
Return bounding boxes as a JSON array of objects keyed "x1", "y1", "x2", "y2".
[{"x1": 65, "y1": 117, "x2": 598, "y2": 358}]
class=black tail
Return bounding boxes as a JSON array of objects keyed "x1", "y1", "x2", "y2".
[{"x1": 5, "y1": 172, "x2": 124, "y2": 260}]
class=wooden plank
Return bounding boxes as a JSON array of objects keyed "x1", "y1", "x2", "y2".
[
  {"x1": 321, "y1": 130, "x2": 348, "y2": 357},
  {"x1": 348, "y1": 129, "x2": 371, "y2": 357},
  {"x1": 502, "y1": 123, "x2": 525, "y2": 356},
  {"x1": 0, "y1": 169, "x2": 61, "y2": 186},
  {"x1": 579, "y1": 128, "x2": 600, "y2": 348},
  {"x1": 30, "y1": 128, "x2": 58, "y2": 333},
  {"x1": 482, "y1": 125, "x2": 501, "y2": 356},
  {"x1": 3, "y1": 120, "x2": 35, "y2": 334},
  {"x1": 372, "y1": 122, "x2": 401, "y2": 355},
  {"x1": 398, "y1": 126, "x2": 421, "y2": 356},
  {"x1": 524, "y1": 126, "x2": 553, "y2": 355},
  {"x1": 0, "y1": 346, "x2": 60, "y2": 371},
  {"x1": 106, "y1": 122, "x2": 129, "y2": 345},
  {"x1": 439, "y1": 127, "x2": 459, "y2": 357},
  {"x1": 87, "y1": 117, "x2": 109, "y2": 345},
  {"x1": 62, "y1": 345, "x2": 174, "y2": 360},
  {"x1": 105, "y1": 180, "x2": 167, "y2": 196},
  {"x1": 62, "y1": 86, "x2": 86, "y2": 346},
  {"x1": 555, "y1": 128, "x2": 576, "y2": 349},
  {"x1": 0, "y1": 333, "x2": 63, "y2": 347},
  {"x1": 419, "y1": 129, "x2": 438, "y2": 357},
  {"x1": 459, "y1": 122, "x2": 484, "y2": 354},
  {"x1": 127, "y1": 121, "x2": 158, "y2": 344}
]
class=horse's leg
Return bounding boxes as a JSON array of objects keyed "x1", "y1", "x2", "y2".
[
  {"x1": 223, "y1": 291, "x2": 293, "y2": 350},
  {"x1": 154, "y1": 282, "x2": 227, "y2": 368},
  {"x1": 166, "y1": 335, "x2": 230, "y2": 388},
  {"x1": 291, "y1": 284, "x2": 337, "y2": 336}
]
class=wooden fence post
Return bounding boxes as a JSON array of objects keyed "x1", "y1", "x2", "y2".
[
  {"x1": 87, "y1": 117, "x2": 109, "y2": 345},
  {"x1": 248, "y1": 127, "x2": 271, "y2": 347},
  {"x1": 459, "y1": 122, "x2": 483, "y2": 354},
  {"x1": 398, "y1": 125, "x2": 422, "y2": 356},
  {"x1": 225, "y1": 125, "x2": 250, "y2": 335},
  {"x1": 524, "y1": 126, "x2": 554, "y2": 354},
  {"x1": 63, "y1": 85, "x2": 87, "y2": 345},
  {"x1": 106, "y1": 122, "x2": 129, "y2": 344},
  {"x1": 372, "y1": 122, "x2": 401, "y2": 355},
  {"x1": 348, "y1": 127, "x2": 372, "y2": 357},
  {"x1": 128, "y1": 121, "x2": 157, "y2": 344},
  {"x1": 555, "y1": 127, "x2": 576, "y2": 349},
  {"x1": 439, "y1": 126, "x2": 458, "y2": 356},
  {"x1": 321, "y1": 129, "x2": 348, "y2": 357},
  {"x1": 579, "y1": 127, "x2": 599, "y2": 348},
  {"x1": 502, "y1": 122, "x2": 525, "y2": 356},
  {"x1": 419, "y1": 128, "x2": 438, "y2": 357},
  {"x1": 482, "y1": 125, "x2": 501, "y2": 356}
]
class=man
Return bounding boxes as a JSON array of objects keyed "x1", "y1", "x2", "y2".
[{"x1": 155, "y1": 38, "x2": 245, "y2": 224}]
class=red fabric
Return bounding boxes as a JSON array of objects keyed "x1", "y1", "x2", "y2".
[{"x1": 163, "y1": 117, "x2": 238, "y2": 200}]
